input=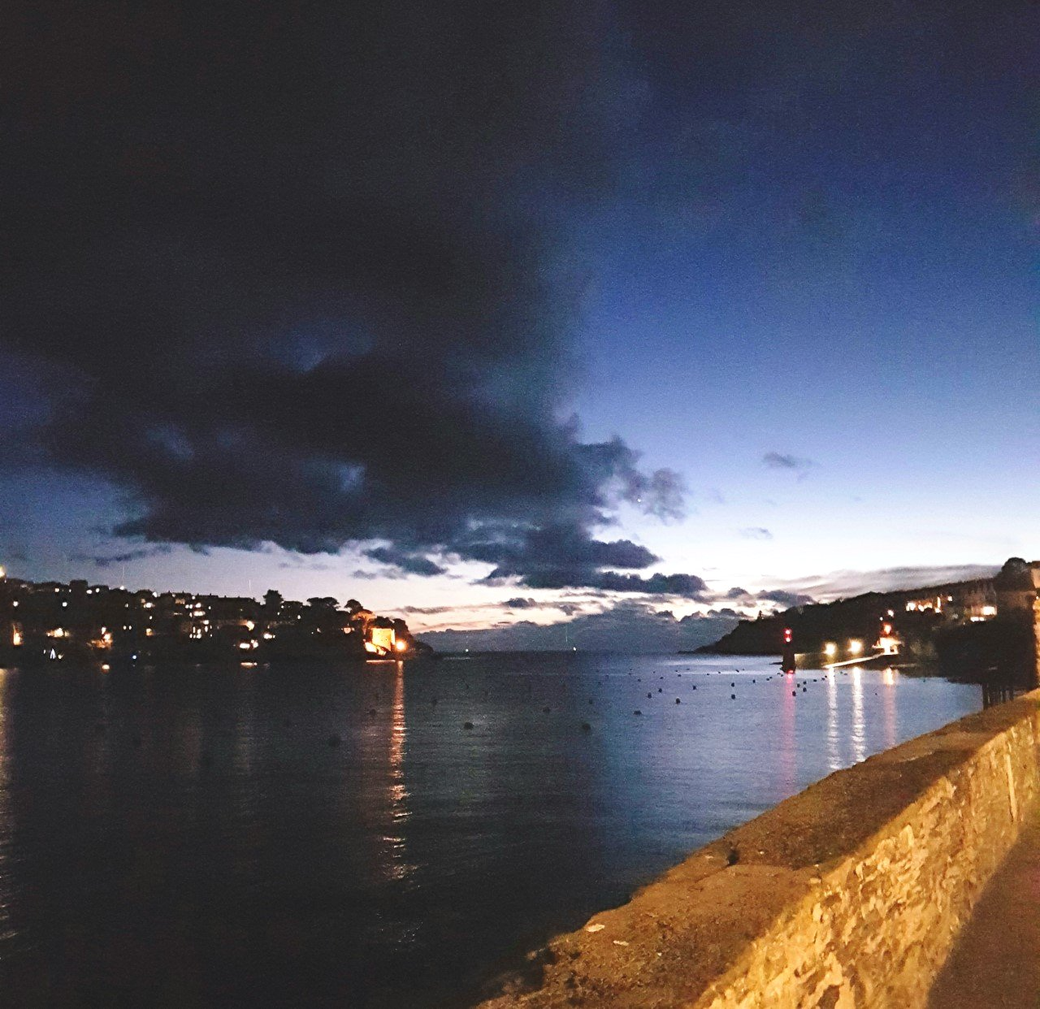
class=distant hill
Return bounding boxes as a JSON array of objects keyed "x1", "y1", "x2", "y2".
[{"x1": 700, "y1": 578, "x2": 989, "y2": 658}]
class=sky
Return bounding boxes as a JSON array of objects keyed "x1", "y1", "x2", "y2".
[{"x1": 2, "y1": 1, "x2": 1036, "y2": 649}]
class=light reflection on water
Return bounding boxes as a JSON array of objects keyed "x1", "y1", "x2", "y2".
[
  {"x1": 851, "y1": 666, "x2": 866, "y2": 764},
  {"x1": 0, "y1": 654, "x2": 980, "y2": 1007}
]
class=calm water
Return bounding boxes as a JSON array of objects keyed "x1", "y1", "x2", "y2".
[{"x1": 0, "y1": 654, "x2": 980, "y2": 1008}]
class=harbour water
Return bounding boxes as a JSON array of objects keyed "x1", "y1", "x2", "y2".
[{"x1": 0, "y1": 654, "x2": 980, "y2": 1007}]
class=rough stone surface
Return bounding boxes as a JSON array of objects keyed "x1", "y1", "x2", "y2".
[{"x1": 477, "y1": 692, "x2": 1040, "y2": 1009}]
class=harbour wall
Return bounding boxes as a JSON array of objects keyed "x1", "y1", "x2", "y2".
[{"x1": 479, "y1": 690, "x2": 1040, "y2": 1008}]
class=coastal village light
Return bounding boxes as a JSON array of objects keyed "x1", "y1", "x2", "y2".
[
  {"x1": 849, "y1": 639, "x2": 863, "y2": 655},
  {"x1": 824, "y1": 642, "x2": 837, "y2": 657}
]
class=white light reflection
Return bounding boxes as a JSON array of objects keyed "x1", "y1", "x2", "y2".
[
  {"x1": 827, "y1": 672, "x2": 841, "y2": 771},
  {"x1": 382, "y1": 663, "x2": 414, "y2": 881},
  {"x1": 851, "y1": 667, "x2": 866, "y2": 763},
  {"x1": 882, "y1": 667, "x2": 897, "y2": 750}
]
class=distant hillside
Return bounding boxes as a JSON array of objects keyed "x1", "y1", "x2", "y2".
[{"x1": 700, "y1": 579, "x2": 982, "y2": 658}]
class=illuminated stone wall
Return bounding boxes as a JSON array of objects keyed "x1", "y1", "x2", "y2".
[{"x1": 480, "y1": 692, "x2": 1040, "y2": 1009}]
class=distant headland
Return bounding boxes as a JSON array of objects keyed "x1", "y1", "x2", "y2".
[
  {"x1": 700, "y1": 557, "x2": 1040, "y2": 685},
  {"x1": 0, "y1": 570, "x2": 431, "y2": 666}
]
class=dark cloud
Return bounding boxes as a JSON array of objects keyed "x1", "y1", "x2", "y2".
[
  {"x1": 469, "y1": 522, "x2": 700, "y2": 593},
  {"x1": 755, "y1": 589, "x2": 814, "y2": 607},
  {"x1": 71, "y1": 545, "x2": 173, "y2": 569},
  {"x1": 739, "y1": 527, "x2": 773, "y2": 540},
  {"x1": 364, "y1": 546, "x2": 446, "y2": 578},
  {"x1": 504, "y1": 597, "x2": 538, "y2": 610},
  {"x1": 762, "y1": 452, "x2": 816, "y2": 476},
  {"x1": 2, "y1": 3, "x2": 702, "y2": 594},
  {"x1": 597, "y1": 572, "x2": 707, "y2": 597}
]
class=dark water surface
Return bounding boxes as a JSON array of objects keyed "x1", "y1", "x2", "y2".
[{"x1": 0, "y1": 654, "x2": 980, "y2": 1007}]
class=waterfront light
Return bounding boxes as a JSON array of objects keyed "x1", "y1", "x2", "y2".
[
  {"x1": 849, "y1": 639, "x2": 863, "y2": 655},
  {"x1": 824, "y1": 642, "x2": 837, "y2": 657}
]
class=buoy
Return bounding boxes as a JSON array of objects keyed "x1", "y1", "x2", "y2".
[
  {"x1": 675, "y1": 698, "x2": 681, "y2": 704},
  {"x1": 633, "y1": 709, "x2": 642, "y2": 715},
  {"x1": 464, "y1": 721, "x2": 474, "y2": 730},
  {"x1": 581, "y1": 722, "x2": 591, "y2": 732},
  {"x1": 731, "y1": 693, "x2": 736, "y2": 700},
  {"x1": 543, "y1": 706, "x2": 550, "y2": 714}
]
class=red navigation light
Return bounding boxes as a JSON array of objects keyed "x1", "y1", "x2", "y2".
[{"x1": 783, "y1": 627, "x2": 792, "y2": 643}]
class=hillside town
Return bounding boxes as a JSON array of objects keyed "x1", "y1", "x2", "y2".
[{"x1": 0, "y1": 568, "x2": 430, "y2": 665}]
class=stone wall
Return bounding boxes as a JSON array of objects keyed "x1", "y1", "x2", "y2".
[{"x1": 479, "y1": 691, "x2": 1040, "y2": 1009}]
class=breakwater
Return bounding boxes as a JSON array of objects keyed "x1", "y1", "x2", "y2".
[{"x1": 480, "y1": 690, "x2": 1040, "y2": 1008}]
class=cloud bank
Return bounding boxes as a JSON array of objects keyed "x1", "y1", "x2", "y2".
[
  {"x1": 4, "y1": 3, "x2": 698, "y2": 595},
  {"x1": 420, "y1": 601, "x2": 740, "y2": 653}
]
